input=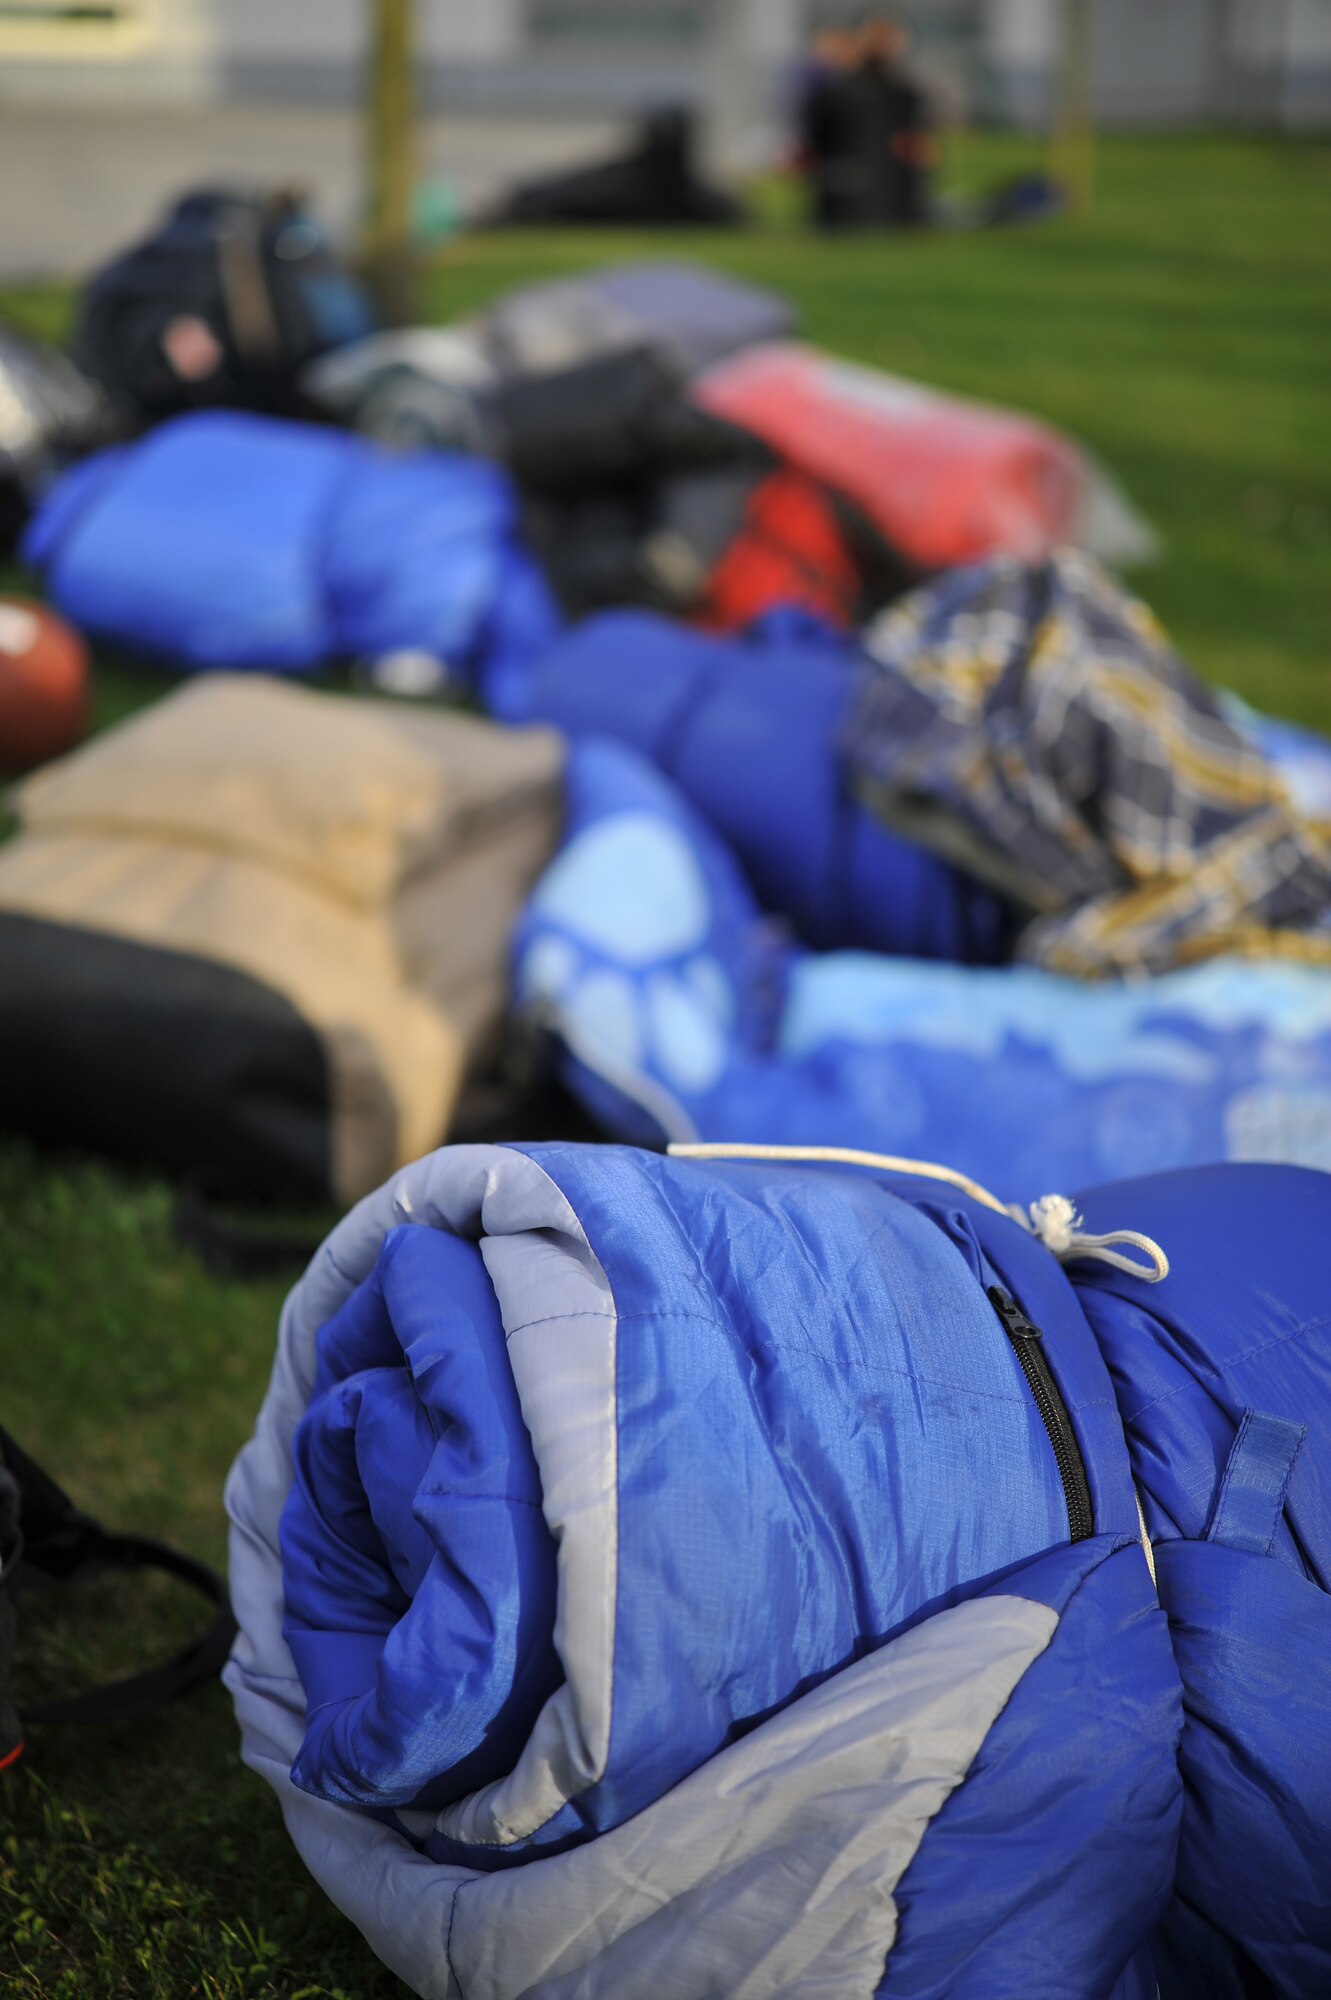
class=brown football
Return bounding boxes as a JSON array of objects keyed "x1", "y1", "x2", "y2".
[{"x1": 0, "y1": 597, "x2": 90, "y2": 773}]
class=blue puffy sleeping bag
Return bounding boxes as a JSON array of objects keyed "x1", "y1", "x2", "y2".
[
  {"x1": 22, "y1": 410, "x2": 561, "y2": 682},
  {"x1": 514, "y1": 739, "x2": 1331, "y2": 1191},
  {"x1": 499, "y1": 607, "x2": 1012, "y2": 962},
  {"x1": 226, "y1": 1137, "x2": 1331, "y2": 1996}
]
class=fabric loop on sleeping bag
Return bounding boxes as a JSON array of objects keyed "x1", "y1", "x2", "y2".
[{"x1": 1205, "y1": 1409, "x2": 1306, "y2": 1558}]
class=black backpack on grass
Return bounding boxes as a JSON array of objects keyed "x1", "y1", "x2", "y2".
[{"x1": 0, "y1": 1428, "x2": 233, "y2": 1769}]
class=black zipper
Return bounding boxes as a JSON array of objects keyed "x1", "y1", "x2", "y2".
[{"x1": 987, "y1": 1285, "x2": 1094, "y2": 1543}]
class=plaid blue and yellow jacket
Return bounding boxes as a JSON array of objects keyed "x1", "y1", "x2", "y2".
[{"x1": 848, "y1": 549, "x2": 1331, "y2": 976}]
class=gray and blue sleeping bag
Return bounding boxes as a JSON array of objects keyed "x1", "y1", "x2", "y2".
[{"x1": 226, "y1": 1139, "x2": 1331, "y2": 1997}]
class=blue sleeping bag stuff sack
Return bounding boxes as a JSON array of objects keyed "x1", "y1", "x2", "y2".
[
  {"x1": 227, "y1": 1139, "x2": 1331, "y2": 1996},
  {"x1": 22, "y1": 410, "x2": 561, "y2": 683},
  {"x1": 514, "y1": 738, "x2": 1331, "y2": 1192}
]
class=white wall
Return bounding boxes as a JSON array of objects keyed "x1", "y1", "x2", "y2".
[
  {"x1": 1288, "y1": 0, "x2": 1331, "y2": 59},
  {"x1": 211, "y1": 0, "x2": 523, "y2": 64},
  {"x1": 0, "y1": 0, "x2": 528, "y2": 107},
  {"x1": 982, "y1": 0, "x2": 1331, "y2": 127},
  {"x1": 986, "y1": 0, "x2": 1053, "y2": 66},
  {"x1": 1284, "y1": 0, "x2": 1331, "y2": 121},
  {"x1": 0, "y1": 0, "x2": 217, "y2": 107}
]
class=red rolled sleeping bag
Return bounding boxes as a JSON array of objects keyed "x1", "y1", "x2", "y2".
[{"x1": 692, "y1": 342, "x2": 1086, "y2": 572}]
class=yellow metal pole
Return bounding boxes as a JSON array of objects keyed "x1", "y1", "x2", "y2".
[
  {"x1": 1052, "y1": 0, "x2": 1095, "y2": 216},
  {"x1": 365, "y1": 0, "x2": 416, "y2": 323}
]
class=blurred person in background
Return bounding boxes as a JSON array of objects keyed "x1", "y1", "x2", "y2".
[
  {"x1": 798, "y1": 23, "x2": 861, "y2": 230},
  {"x1": 858, "y1": 16, "x2": 937, "y2": 227},
  {"x1": 800, "y1": 15, "x2": 936, "y2": 232}
]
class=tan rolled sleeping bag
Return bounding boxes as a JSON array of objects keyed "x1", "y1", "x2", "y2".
[{"x1": 0, "y1": 676, "x2": 563, "y2": 1202}]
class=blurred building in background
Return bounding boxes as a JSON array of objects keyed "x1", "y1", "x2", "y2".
[
  {"x1": 2, "y1": 0, "x2": 1328, "y2": 128},
  {"x1": 982, "y1": 0, "x2": 1331, "y2": 128},
  {"x1": 2, "y1": 0, "x2": 1326, "y2": 275}
]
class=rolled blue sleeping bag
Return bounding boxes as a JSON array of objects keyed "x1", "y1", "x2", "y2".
[
  {"x1": 228, "y1": 1140, "x2": 1331, "y2": 1996},
  {"x1": 22, "y1": 410, "x2": 561, "y2": 682}
]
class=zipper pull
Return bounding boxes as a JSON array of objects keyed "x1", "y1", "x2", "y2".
[{"x1": 987, "y1": 1284, "x2": 1041, "y2": 1341}]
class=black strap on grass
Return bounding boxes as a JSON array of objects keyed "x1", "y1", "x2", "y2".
[
  {"x1": 172, "y1": 1183, "x2": 327, "y2": 1279},
  {"x1": 0, "y1": 1427, "x2": 235, "y2": 1729}
]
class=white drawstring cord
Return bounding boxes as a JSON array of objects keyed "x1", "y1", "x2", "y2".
[
  {"x1": 666, "y1": 1143, "x2": 1169, "y2": 1283},
  {"x1": 1018, "y1": 1192, "x2": 1170, "y2": 1283}
]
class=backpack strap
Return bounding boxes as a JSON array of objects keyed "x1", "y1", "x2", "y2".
[
  {"x1": 172, "y1": 1183, "x2": 327, "y2": 1279},
  {"x1": 0, "y1": 1427, "x2": 235, "y2": 1730}
]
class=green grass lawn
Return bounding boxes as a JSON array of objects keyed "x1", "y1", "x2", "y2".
[{"x1": 2, "y1": 129, "x2": 1329, "y2": 1997}]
